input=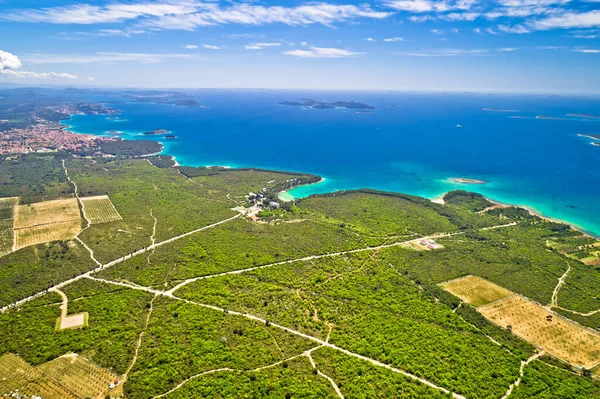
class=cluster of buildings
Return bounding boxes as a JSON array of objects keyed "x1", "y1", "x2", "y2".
[
  {"x1": 420, "y1": 239, "x2": 443, "y2": 250},
  {"x1": 0, "y1": 124, "x2": 110, "y2": 155},
  {"x1": 247, "y1": 191, "x2": 280, "y2": 210}
]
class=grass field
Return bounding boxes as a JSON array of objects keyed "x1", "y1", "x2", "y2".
[
  {"x1": 80, "y1": 195, "x2": 122, "y2": 224},
  {"x1": 479, "y1": 295, "x2": 600, "y2": 369},
  {"x1": 0, "y1": 197, "x2": 18, "y2": 257},
  {"x1": 442, "y1": 275, "x2": 514, "y2": 307},
  {"x1": 37, "y1": 353, "x2": 119, "y2": 399},
  {"x1": 0, "y1": 353, "x2": 77, "y2": 399},
  {"x1": 14, "y1": 220, "x2": 82, "y2": 250}
]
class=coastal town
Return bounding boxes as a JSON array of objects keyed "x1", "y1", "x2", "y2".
[
  {"x1": 0, "y1": 102, "x2": 120, "y2": 156},
  {"x1": 0, "y1": 122, "x2": 112, "y2": 155}
]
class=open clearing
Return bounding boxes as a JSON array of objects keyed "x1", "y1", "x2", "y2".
[
  {"x1": 13, "y1": 198, "x2": 82, "y2": 250},
  {"x1": 52, "y1": 288, "x2": 88, "y2": 331},
  {"x1": 80, "y1": 195, "x2": 122, "y2": 224},
  {"x1": 0, "y1": 197, "x2": 18, "y2": 257},
  {"x1": 479, "y1": 295, "x2": 600, "y2": 369},
  {"x1": 441, "y1": 275, "x2": 513, "y2": 307}
]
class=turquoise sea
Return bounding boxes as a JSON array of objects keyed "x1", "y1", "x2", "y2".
[{"x1": 62, "y1": 90, "x2": 600, "y2": 237}]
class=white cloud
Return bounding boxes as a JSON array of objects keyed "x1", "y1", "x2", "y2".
[
  {"x1": 184, "y1": 44, "x2": 198, "y2": 49},
  {"x1": 474, "y1": 27, "x2": 482, "y2": 34},
  {"x1": 395, "y1": 48, "x2": 489, "y2": 56},
  {"x1": 365, "y1": 37, "x2": 375, "y2": 42},
  {"x1": 442, "y1": 12, "x2": 480, "y2": 21},
  {"x1": 530, "y1": 10, "x2": 600, "y2": 30},
  {"x1": 96, "y1": 28, "x2": 146, "y2": 37},
  {"x1": 498, "y1": 47, "x2": 519, "y2": 51},
  {"x1": 202, "y1": 44, "x2": 221, "y2": 50},
  {"x1": 300, "y1": 41, "x2": 309, "y2": 46},
  {"x1": 0, "y1": 49, "x2": 79, "y2": 80},
  {"x1": 383, "y1": 37, "x2": 404, "y2": 42},
  {"x1": 3, "y1": 2, "x2": 391, "y2": 30},
  {"x1": 0, "y1": 50, "x2": 22, "y2": 71},
  {"x1": 485, "y1": 27, "x2": 499, "y2": 34},
  {"x1": 498, "y1": 24, "x2": 531, "y2": 33},
  {"x1": 21, "y1": 52, "x2": 193, "y2": 64},
  {"x1": 430, "y1": 29, "x2": 445, "y2": 34},
  {"x1": 409, "y1": 15, "x2": 435, "y2": 22},
  {"x1": 245, "y1": 42, "x2": 281, "y2": 50},
  {"x1": 573, "y1": 48, "x2": 600, "y2": 53},
  {"x1": 569, "y1": 29, "x2": 600, "y2": 39},
  {"x1": 283, "y1": 46, "x2": 364, "y2": 58}
]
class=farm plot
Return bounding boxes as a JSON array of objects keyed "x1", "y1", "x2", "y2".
[
  {"x1": 0, "y1": 354, "x2": 77, "y2": 399},
  {"x1": 441, "y1": 275, "x2": 513, "y2": 307},
  {"x1": 0, "y1": 197, "x2": 18, "y2": 257},
  {"x1": 13, "y1": 198, "x2": 82, "y2": 250},
  {"x1": 80, "y1": 195, "x2": 122, "y2": 224},
  {"x1": 37, "y1": 354, "x2": 120, "y2": 399},
  {"x1": 479, "y1": 295, "x2": 600, "y2": 369}
]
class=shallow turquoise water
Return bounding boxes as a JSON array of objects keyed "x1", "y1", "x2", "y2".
[{"x1": 63, "y1": 90, "x2": 600, "y2": 236}]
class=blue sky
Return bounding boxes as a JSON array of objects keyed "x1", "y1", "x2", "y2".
[{"x1": 0, "y1": 0, "x2": 599, "y2": 93}]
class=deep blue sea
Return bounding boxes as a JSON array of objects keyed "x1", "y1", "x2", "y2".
[{"x1": 61, "y1": 90, "x2": 600, "y2": 237}]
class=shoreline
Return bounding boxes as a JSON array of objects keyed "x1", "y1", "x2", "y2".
[
  {"x1": 429, "y1": 191, "x2": 598, "y2": 239},
  {"x1": 62, "y1": 112, "x2": 599, "y2": 239},
  {"x1": 278, "y1": 177, "x2": 327, "y2": 202}
]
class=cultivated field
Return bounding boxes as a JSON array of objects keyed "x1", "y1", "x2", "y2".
[
  {"x1": 14, "y1": 198, "x2": 81, "y2": 229},
  {"x1": 38, "y1": 353, "x2": 119, "y2": 399},
  {"x1": 441, "y1": 275, "x2": 513, "y2": 307},
  {"x1": 12, "y1": 198, "x2": 82, "y2": 250},
  {"x1": 0, "y1": 354, "x2": 77, "y2": 399},
  {"x1": 0, "y1": 197, "x2": 18, "y2": 257},
  {"x1": 479, "y1": 295, "x2": 600, "y2": 369},
  {"x1": 80, "y1": 195, "x2": 122, "y2": 224},
  {"x1": 14, "y1": 220, "x2": 82, "y2": 250}
]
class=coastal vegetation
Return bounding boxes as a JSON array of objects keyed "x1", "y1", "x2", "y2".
[{"x1": 0, "y1": 153, "x2": 599, "y2": 398}]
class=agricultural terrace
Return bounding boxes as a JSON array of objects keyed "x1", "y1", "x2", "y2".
[
  {"x1": 0, "y1": 354, "x2": 77, "y2": 399},
  {"x1": 442, "y1": 275, "x2": 513, "y2": 307},
  {"x1": 479, "y1": 295, "x2": 600, "y2": 369},
  {"x1": 0, "y1": 352, "x2": 119, "y2": 399},
  {"x1": 80, "y1": 195, "x2": 122, "y2": 224},
  {"x1": 37, "y1": 354, "x2": 120, "y2": 399},
  {"x1": 0, "y1": 197, "x2": 17, "y2": 257},
  {"x1": 13, "y1": 198, "x2": 82, "y2": 250}
]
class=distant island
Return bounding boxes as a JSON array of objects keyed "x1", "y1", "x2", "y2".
[
  {"x1": 164, "y1": 135, "x2": 177, "y2": 139},
  {"x1": 122, "y1": 91, "x2": 203, "y2": 107},
  {"x1": 142, "y1": 129, "x2": 170, "y2": 135},
  {"x1": 536, "y1": 115, "x2": 562, "y2": 120},
  {"x1": 279, "y1": 99, "x2": 375, "y2": 110},
  {"x1": 578, "y1": 134, "x2": 600, "y2": 140},
  {"x1": 452, "y1": 177, "x2": 487, "y2": 185},
  {"x1": 483, "y1": 108, "x2": 518, "y2": 112},
  {"x1": 567, "y1": 113, "x2": 600, "y2": 119}
]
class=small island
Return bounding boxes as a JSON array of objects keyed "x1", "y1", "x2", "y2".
[
  {"x1": 536, "y1": 115, "x2": 562, "y2": 120},
  {"x1": 279, "y1": 99, "x2": 375, "y2": 110},
  {"x1": 164, "y1": 135, "x2": 177, "y2": 139},
  {"x1": 578, "y1": 134, "x2": 600, "y2": 140},
  {"x1": 483, "y1": 108, "x2": 518, "y2": 112},
  {"x1": 142, "y1": 128, "x2": 170, "y2": 135},
  {"x1": 452, "y1": 177, "x2": 487, "y2": 185},
  {"x1": 567, "y1": 113, "x2": 600, "y2": 119}
]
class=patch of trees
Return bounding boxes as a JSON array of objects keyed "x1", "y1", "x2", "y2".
[
  {"x1": 443, "y1": 190, "x2": 492, "y2": 212},
  {"x1": 99, "y1": 140, "x2": 163, "y2": 156}
]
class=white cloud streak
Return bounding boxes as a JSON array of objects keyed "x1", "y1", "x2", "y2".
[
  {"x1": 245, "y1": 42, "x2": 281, "y2": 50},
  {"x1": 3, "y1": 2, "x2": 391, "y2": 30},
  {"x1": 21, "y1": 52, "x2": 193, "y2": 64},
  {"x1": 283, "y1": 46, "x2": 364, "y2": 58}
]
